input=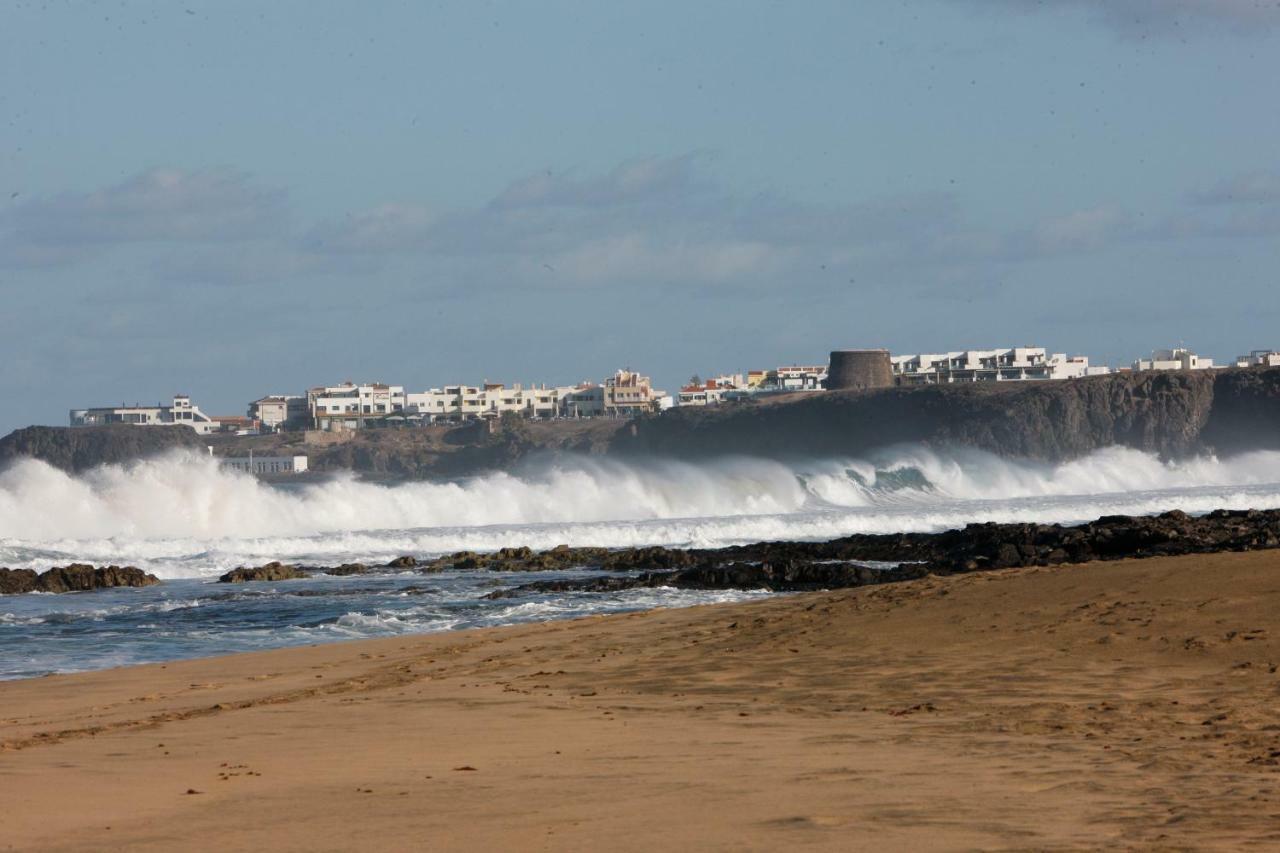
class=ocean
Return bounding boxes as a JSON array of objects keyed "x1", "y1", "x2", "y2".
[{"x1": 4, "y1": 445, "x2": 1280, "y2": 679}]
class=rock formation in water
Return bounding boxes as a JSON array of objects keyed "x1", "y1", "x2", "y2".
[
  {"x1": 0, "y1": 564, "x2": 160, "y2": 595},
  {"x1": 217, "y1": 562, "x2": 310, "y2": 583}
]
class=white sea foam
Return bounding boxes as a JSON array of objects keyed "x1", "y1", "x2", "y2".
[{"x1": 2, "y1": 446, "x2": 1279, "y2": 578}]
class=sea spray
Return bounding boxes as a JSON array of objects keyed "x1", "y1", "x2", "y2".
[{"x1": 2, "y1": 446, "x2": 1280, "y2": 579}]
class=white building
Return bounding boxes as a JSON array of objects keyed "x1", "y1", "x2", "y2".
[
  {"x1": 222, "y1": 454, "x2": 309, "y2": 475},
  {"x1": 70, "y1": 395, "x2": 222, "y2": 434},
  {"x1": 556, "y1": 370, "x2": 669, "y2": 417},
  {"x1": 892, "y1": 347, "x2": 1108, "y2": 384},
  {"x1": 406, "y1": 383, "x2": 575, "y2": 423},
  {"x1": 678, "y1": 374, "x2": 746, "y2": 406},
  {"x1": 307, "y1": 382, "x2": 406, "y2": 430},
  {"x1": 1132, "y1": 348, "x2": 1215, "y2": 372},
  {"x1": 772, "y1": 365, "x2": 827, "y2": 391},
  {"x1": 1235, "y1": 350, "x2": 1280, "y2": 368},
  {"x1": 249, "y1": 395, "x2": 308, "y2": 431}
]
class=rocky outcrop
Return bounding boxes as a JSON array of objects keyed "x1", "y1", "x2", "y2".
[
  {"x1": 218, "y1": 562, "x2": 309, "y2": 583},
  {"x1": 0, "y1": 425, "x2": 206, "y2": 474},
  {"x1": 0, "y1": 569, "x2": 38, "y2": 595},
  {"x1": 323, "y1": 563, "x2": 370, "y2": 576},
  {"x1": 0, "y1": 564, "x2": 160, "y2": 595},
  {"x1": 612, "y1": 369, "x2": 1240, "y2": 463},
  {"x1": 418, "y1": 545, "x2": 698, "y2": 573},
  {"x1": 484, "y1": 508, "x2": 1280, "y2": 596}
]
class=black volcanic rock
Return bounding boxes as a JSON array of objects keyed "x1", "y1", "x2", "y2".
[
  {"x1": 612, "y1": 370, "x2": 1234, "y2": 463},
  {"x1": 323, "y1": 563, "x2": 369, "y2": 576},
  {"x1": 0, "y1": 424, "x2": 205, "y2": 474},
  {"x1": 0, "y1": 568, "x2": 39, "y2": 595},
  {"x1": 218, "y1": 562, "x2": 309, "y2": 583},
  {"x1": 0, "y1": 564, "x2": 160, "y2": 595},
  {"x1": 482, "y1": 508, "x2": 1280, "y2": 596}
]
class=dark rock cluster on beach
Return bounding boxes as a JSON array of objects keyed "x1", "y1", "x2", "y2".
[
  {"x1": 11, "y1": 508, "x2": 1280, "y2": 596},
  {"x1": 484, "y1": 508, "x2": 1280, "y2": 596},
  {"x1": 206, "y1": 507, "x2": 1280, "y2": 596},
  {"x1": 0, "y1": 564, "x2": 160, "y2": 595}
]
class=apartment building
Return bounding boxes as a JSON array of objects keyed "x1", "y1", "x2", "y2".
[
  {"x1": 307, "y1": 382, "x2": 406, "y2": 430},
  {"x1": 70, "y1": 395, "x2": 222, "y2": 434},
  {"x1": 405, "y1": 383, "x2": 573, "y2": 422},
  {"x1": 892, "y1": 347, "x2": 1107, "y2": 384}
]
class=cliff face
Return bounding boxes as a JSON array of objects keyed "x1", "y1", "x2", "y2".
[
  {"x1": 0, "y1": 425, "x2": 206, "y2": 473},
  {"x1": 612, "y1": 368, "x2": 1279, "y2": 463},
  {"x1": 3, "y1": 368, "x2": 1277, "y2": 478}
]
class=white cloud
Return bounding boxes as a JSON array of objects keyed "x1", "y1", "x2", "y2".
[{"x1": 1, "y1": 168, "x2": 286, "y2": 267}]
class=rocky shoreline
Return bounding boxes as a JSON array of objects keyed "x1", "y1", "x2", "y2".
[
  {"x1": 6, "y1": 508, "x2": 1277, "y2": 597},
  {"x1": 0, "y1": 564, "x2": 160, "y2": 595}
]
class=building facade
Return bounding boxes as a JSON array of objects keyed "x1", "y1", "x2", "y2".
[
  {"x1": 1235, "y1": 350, "x2": 1280, "y2": 368},
  {"x1": 678, "y1": 374, "x2": 746, "y2": 406},
  {"x1": 70, "y1": 395, "x2": 222, "y2": 434},
  {"x1": 405, "y1": 383, "x2": 575, "y2": 423},
  {"x1": 222, "y1": 454, "x2": 309, "y2": 475},
  {"x1": 603, "y1": 369, "x2": 670, "y2": 416},
  {"x1": 892, "y1": 348, "x2": 1106, "y2": 384},
  {"x1": 1132, "y1": 349, "x2": 1215, "y2": 372},
  {"x1": 249, "y1": 395, "x2": 308, "y2": 431},
  {"x1": 307, "y1": 383, "x2": 406, "y2": 430}
]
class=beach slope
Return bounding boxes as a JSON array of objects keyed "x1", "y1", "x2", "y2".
[{"x1": 3, "y1": 550, "x2": 1279, "y2": 851}]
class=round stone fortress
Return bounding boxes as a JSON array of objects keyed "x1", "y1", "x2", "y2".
[{"x1": 826, "y1": 349, "x2": 893, "y2": 391}]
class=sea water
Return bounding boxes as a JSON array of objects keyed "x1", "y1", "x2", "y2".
[{"x1": 3, "y1": 445, "x2": 1280, "y2": 679}]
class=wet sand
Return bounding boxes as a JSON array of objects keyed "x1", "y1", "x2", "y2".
[{"x1": 3, "y1": 550, "x2": 1279, "y2": 851}]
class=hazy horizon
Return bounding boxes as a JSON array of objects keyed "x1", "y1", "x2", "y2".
[{"x1": 3, "y1": 0, "x2": 1278, "y2": 433}]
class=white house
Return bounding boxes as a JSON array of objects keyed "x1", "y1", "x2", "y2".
[
  {"x1": 1235, "y1": 350, "x2": 1280, "y2": 368},
  {"x1": 892, "y1": 347, "x2": 1108, "y2": 384},
  {"x1": 678, "y1": 374, "x2": 746, "y2": 406},
  {"x1": 1132, "y1": 348, "x2": 1215, "y2": 372},
  {"x1": 70, "y1": 395, "x2": 222, "y2": 434}
]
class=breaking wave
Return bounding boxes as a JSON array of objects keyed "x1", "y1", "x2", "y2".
[{"x1": 2, "y1": 446, "x2": 1280, "y2": 578}]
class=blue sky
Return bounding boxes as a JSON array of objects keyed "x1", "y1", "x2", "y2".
[{"x1": 2, "y1": 0, "x2": 1278, "y2": 431}]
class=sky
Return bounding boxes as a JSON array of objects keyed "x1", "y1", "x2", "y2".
[{"x1": 1, "y1": 0, "x2": 1278, "y2": 432}]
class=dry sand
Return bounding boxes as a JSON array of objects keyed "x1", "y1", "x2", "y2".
[{"x1": 3, "y1": 550, "x2": 1280, "y2": 851}]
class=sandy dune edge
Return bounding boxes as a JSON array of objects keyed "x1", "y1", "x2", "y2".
[{"x1": 2, "y1": 551, "x2": 1279, "y2": 851}]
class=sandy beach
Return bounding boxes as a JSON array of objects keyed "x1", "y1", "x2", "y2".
[{"x1": 3, "y1": 550, "x2": 1279, "y2": 851}]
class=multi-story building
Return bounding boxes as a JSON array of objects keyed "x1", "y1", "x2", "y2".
[
  {"x1": 70, "y1": 395, "x2": 222, "y2": 434},
  {"x1": 1234, "y1": 350, "x2": 1280, "y2": 368},
  {"x1": 405, "y1": 383, "x2": 574, "y2": 423},
  {"x1": 1132, "y1": 348, "x2": 1215, "y2": 372},
  {"x1": 248, "y1": 395, "x2": 308, "y2": 431},
  {"x1": 307, "y1": 382, "x2": 406, "y2": 430},
  {"x1": 892, "y1": 347, "x2": 1107, "y2": 384},
  {"x1": 603, "y1": 369, "x2": 670, "y2": 416}
]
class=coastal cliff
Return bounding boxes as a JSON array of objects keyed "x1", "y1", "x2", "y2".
[
  {"x1": 0, "y1": 424, "x2": 206, "y2": 474},
  {"x1": 2, "y1": 368, "x2": 1277, "y2": 477},
  {"x1": 613, "y1": 367, "x2": 1280, "y2": 463}
]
